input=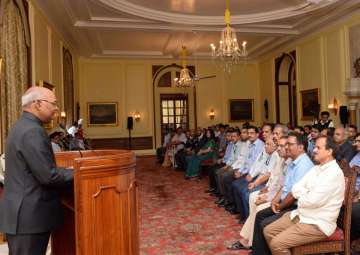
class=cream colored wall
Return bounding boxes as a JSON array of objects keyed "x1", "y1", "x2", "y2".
[
  {"x1": 258, "y1": 13, "x2": 360, "y2": 126},
  {"x1": 259, "y1": 59, "x2": 276, "y2": 123},
  {"x1": 29, "y1": 0, "x2": 79, "y2": 128},
  {"x1": 78, "y1": 59, "x2": 261, "y2": 148}
]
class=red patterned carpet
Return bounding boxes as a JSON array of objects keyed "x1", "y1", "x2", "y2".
[{"x1": 137, "y1": 156, "x2": 251, "y2": 255}]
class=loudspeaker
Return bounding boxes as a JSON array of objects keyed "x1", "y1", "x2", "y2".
[
  {"x1": 127, "y1": 116, "x2": 134, "y2": 130},
  {"x1": 339, "y1": 106, "x2": 348, "y2": 125}
]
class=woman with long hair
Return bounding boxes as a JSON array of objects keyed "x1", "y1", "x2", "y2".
[{"x1": 185, "y1": 128, "x2": 217, "y2": 179}]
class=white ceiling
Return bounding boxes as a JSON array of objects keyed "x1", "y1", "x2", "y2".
[{"x1": 34, "y1": 0, "x2": 360, "y2": 60}]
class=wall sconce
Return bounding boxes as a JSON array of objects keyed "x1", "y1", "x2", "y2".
[
  {"x1": 209, "y1": 109, "x2": 215, "y2": 120},
  {"x1": 134, "y1": 111, "x2": 141, "y2": 121},
  {"x1": 328, "y1": 97, "x2": 338, "y2": 115},
  {"x1": 60, "y1": 111, "x2": 66, "y2": 118}
]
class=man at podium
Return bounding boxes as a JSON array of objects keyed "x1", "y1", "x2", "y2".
[{"x1": 0, "y1": 86, "x2": 74, "y2": 255}]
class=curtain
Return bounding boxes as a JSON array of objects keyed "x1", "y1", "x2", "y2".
[
  {"x1": 0, "y1": 0, "x2": 29, "y2": 152},
  {"x1": 63, "y1": 48, "x2": 74, "y2": 128}
]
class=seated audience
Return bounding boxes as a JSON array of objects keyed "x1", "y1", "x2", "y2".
[
  {"x1": 162, "y1": 127, "x2": 187, "y2": 167},
  {"x1": 214, "y1": 129, "x2": 248, "y2": 205},
  {"x1": 334, "y1": 127, "x2": 356, "y2": 162},
  {"x1": 349, "y1": 133, "x2": 360, "y2": 200},
  {"x1": 251, "y1": 132, "x2": 313, "y2": 255},
  {"x1": 228, "y1": 136, "x2": 291, "y2": 250},
  {"x1": 156, "y1": 128, "x2": 173, "y2": 163},
  {"x1": 207, "y1": 129, "x2": 235, "y2": 192},
  {"x1": 185, "y1": 129, "x2": 217, "y2": 179},
  {"x1": 232, "y1": 136, "x2": 279, "y2": 220},
  {"x1": 313, "y1": 111, "x2": 334, "y2": 129},
  {"x1": 175, "y1": 129, "x2": 197, "y2": 171},
  {"x1": 347, "y1": 124, "x2": 358, "y2": 143},
  {"x1": 307, "y1": 124, "x2": 321, "y2": 158},
  {"x1": 50, "y1": 131, "x2": 64, "y2": 152},
  {"x1": 224, "y1": 126, "x2": 264, "y2": 215},
  {"x1": 264, "y1": 136, "x2": 344, "y2": 255}
]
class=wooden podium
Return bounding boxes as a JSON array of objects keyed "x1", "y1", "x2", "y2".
[{"x1": 52, "y1": 150, "x2": 139, "y2": 255}]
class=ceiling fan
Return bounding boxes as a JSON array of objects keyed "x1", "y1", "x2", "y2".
[{"x1": 193, "y1": 74, "x2": 216, "y2": 82}]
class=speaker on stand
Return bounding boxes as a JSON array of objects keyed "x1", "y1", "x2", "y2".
[
  {"x1": 127, "y1": 117, "x2": 134, "y2": 150},
  {"x1": 339, "y1": 106, "x2": 349, "y2": 127}
]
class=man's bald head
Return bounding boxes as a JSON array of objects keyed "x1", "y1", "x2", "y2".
[
  {"x1": 21, "y1": 86, "x2": 58, "y2": 123},
  {"x1": 22, "y1": 86, "x2": 54, "y2": 108}
]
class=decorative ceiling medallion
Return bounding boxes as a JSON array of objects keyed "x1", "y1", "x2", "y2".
[{"x1": 98, "y1": 0, "x2": 339, "y2": 25}]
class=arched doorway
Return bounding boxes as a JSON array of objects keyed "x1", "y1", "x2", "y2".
[
  {"x1": 275, "y1": 51, "x2": 297, "y2": 127},
  {"x1": 152, "y1": 64, "x2": 196, "y2": 148}
]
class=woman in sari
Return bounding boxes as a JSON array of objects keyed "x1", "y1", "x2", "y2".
[{"x1": 185, "y1": 128, "x2": 217, "y2": 179}]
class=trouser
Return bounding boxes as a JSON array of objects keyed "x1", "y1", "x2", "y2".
[
  {"x1": 264, "y1": 212, "x2": 327, "y2": 255},
  {"x1": 174, "y1": 149, "x2": 186, "y2": 170},
  {"x1": 156, "y1": 147, "x2": 166, "y2": 163},
  {"x1": 215, "y1": 167, "x2": 233, "y2": 196},
  {"x1": 351, "y1": 201, "x2": 360, "y2": 241},
  {"x1": 252, "y1": 205, "x2": 296, "y2": 255},
  {"x1": 231, "y1": 177, "x2": 248, "y2": 216},
  {"x1": 238, "y1": 182, "x2": 264, "y2": 219},
  {"x1": 208, "y1": 163, "x2": 225, "y2": 190},
  {"x1": 7, "y1": 232, "x2": 51, "y2": 255},
  {"x1": 240, "y1": 190, "x2": 270, "y2": 246},
  {"x1": 222, "y1": 170, "x2": 236, "y2": 202}
]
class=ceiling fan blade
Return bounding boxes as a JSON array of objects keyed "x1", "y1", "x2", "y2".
[{"x1": 197, "y1": 75, "x2": 216, "y2": 80}]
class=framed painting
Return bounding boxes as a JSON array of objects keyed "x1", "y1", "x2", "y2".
[
  {"x1": 87, "y1": 102, "x2": 118, "y2": 126},
  {"x1": 37, "y1": 80, "x2": 55, "y2": 129},
  {"x1": 300, "y1": 88, "x2": 320, "y2": 120},
  {"x1": 229, "y1": 99, "x2": 254, "y2": 122}
]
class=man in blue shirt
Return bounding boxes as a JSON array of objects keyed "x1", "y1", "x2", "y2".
[
  {"x1": 251, "y1": 132, "x2": 313, "y2": 255},
  {"x1": 225, "y1": 126, "x2": 264, "y2": 215}
]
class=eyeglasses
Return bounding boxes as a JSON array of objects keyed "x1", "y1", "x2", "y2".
[{"x1": 37, "y1": 99, "x2": 58, "y2": 107}]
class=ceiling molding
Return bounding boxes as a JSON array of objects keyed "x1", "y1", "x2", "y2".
[
  {"x1": 98, "y1": 0, "x2": 340, "y2": 25},
  {"x1": 74, "y1": 20, "x2": 300, "y2": 35}
]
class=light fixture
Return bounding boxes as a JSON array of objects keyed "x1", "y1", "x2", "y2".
[
  {"x1": 209, "y1": 109, "x2": 215, "y2": 120},
  {"x1": 174, "y1": 46, "x2": 194, "y2": 88},
  {"x1": 210, "y1": 0, "x2": 248, "y2": 74},
  {"x1": 328, "y1": 97, "x2": 338, "y2": 115},
  {"x1": 134, "y1": 111, "x2": 141, "y2": 121},
  {"x1": 60, "y1": 111, "x2": 66, "y2": 118}
]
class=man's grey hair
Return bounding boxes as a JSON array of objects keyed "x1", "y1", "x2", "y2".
[
  {"x1": 21, "y1": 89, "x2": 43, "y2": 107},
  {"x1": 274, "y1": 124, "x2": 289, "y2": 135}
]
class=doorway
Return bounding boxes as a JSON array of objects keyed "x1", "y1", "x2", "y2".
[
  {"x1": 160, "y1": 94, "x2": 189, "y2": 142},
  {"x1": 275, "y1": 51, "x2": 297, "y2": 127}
]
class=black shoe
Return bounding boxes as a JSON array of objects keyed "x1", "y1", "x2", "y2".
[
  {"x1": 215, "y1": 198, "x2": 224, "y2": 204},
  {"x1": 227, "y1": 241, "x2": 251, "y2": 250},
  {"x1": 238, "y1": 219, "x2": 246, "y2": 224},
  {"x1": 218, "y1": 202, "x2": 226, "y2": 208},
  {"x1": 205, "y1": 188, "x2": 216, "y2": 193}
]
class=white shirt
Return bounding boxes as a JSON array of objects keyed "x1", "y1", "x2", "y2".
[
  {"x1": 265, "y1": 158, "x2": 292, "y2": 201},
  {"x1": 231, "y1": 140, "x2": 249, "y2": 169},
  {"x1": 171, "y1": 133, "x2": 187, "y2": 151},
  {"x1": 290, "y1": 159, "x2": 345, "y2": 236},
  {"x1": 249, "y1": 150, "x2": 280, "y2": 178},
  {"x1": 67, "y1": 126, "x2": 78, "y2": 137}
]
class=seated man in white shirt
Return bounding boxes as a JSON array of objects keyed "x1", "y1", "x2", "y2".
[{"x1": 264, "y1": 135, "x2": 345, "y2": 255}]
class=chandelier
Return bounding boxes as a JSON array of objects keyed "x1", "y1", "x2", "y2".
[
  {"x1": 210, "y1": 0, "x2": 248, "y2": 73},
  {"x1": 174, "y1": 46, "x2": 194, "y2": 88}
]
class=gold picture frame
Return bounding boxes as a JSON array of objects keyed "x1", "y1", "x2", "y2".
[
  {"x1": 229, "y1": 99, "x2": 254, "y2": 122},
  {"x1": 37, "y1": 80, "x2": 55, "y2": 129},
  {"x1": 87, "y1": 102, "x2": 118, "y2": 126},
  {"x1": 300, "y1": 88, "x2": 320, "y2": 120}
]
